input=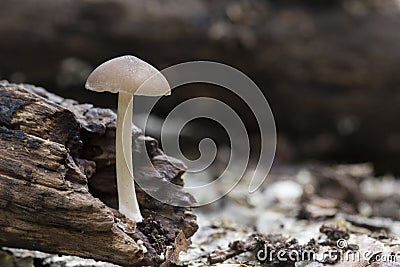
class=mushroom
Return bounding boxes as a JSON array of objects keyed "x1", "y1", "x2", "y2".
[{"x1": 85, "y1": 55, "x2": 170, "y2": 222}]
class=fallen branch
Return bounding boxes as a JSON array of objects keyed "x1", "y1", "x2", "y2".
[{"x1": 0, "y1": 81, "x2": 198, "y2": 266}]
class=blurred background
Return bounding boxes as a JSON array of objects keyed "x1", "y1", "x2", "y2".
[{"x1": 1, "y1": 0, "x2": 400, "y2": 175}]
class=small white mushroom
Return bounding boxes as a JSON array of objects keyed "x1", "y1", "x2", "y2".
[{"x1": 85, "y1": 55, "x2": 170, "y2": 222}]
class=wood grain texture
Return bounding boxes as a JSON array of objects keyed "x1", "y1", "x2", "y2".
[{"x1": 0, "y1": 81, "x2": 198, "y2": 266}]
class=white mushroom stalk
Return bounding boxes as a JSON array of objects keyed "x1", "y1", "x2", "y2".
[
  {"x1": 85, "y1": 55, "x2": 170, "y2": 222},
  {"x1": 116, "y1": 91, "x2": 141, "y2": 221}
]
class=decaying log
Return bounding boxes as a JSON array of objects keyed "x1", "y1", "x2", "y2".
[{"x1": 0, "y1": 81, "x2": 198, "y2": 266}]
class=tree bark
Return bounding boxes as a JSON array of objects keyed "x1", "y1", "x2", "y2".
[{"x1": 0, "y1": 81, "x2": 198, "y2": 266}]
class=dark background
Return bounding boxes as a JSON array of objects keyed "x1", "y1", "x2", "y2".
[{"x1": 1, "y1": 0, "x2": 400, "y2": 174}]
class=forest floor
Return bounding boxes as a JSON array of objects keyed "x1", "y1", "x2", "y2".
[{"x1": 2, "y1": 163, "x2": 400, "y2": 266}]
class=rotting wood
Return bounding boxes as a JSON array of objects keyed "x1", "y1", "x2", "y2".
[{"x1": 0, "y1": 81, "x2": 198, "y2": 266}]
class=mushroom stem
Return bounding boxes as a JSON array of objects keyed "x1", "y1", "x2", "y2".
[{"x1": 116, "y1": 91, "x2": 143, "y2": 222}]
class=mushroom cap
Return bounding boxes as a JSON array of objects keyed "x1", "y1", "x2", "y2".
[{"x1": 85, "y1": 55, "x2": 171, "y2": 96}]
